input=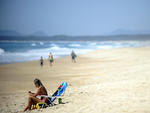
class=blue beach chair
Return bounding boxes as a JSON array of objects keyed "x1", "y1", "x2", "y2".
[{"x1": 38, "y1": 82, "x2": 68, "y2": 106}]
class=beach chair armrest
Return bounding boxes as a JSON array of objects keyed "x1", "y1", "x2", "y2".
[{"x1": 36, "y1": 95, "x2": 52, "y2": 98}]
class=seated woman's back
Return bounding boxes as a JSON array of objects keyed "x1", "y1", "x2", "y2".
[{"x1": 38, "y1": 86, "x2": 48, "y2": 96}]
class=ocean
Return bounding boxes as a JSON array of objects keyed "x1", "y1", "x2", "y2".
[{"x1": 0, "y1": 40, "x2": 150, "y2": 64}]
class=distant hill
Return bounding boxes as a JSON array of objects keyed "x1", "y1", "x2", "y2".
[
  {"x1": 0, "y1": 29, "x2": 150, "y2": 41},
  {"x1": 0, "y1": 30, "x2": 21, "y2": 36},
  {"x1": 0, "y1": 34, "x2": 150, "y2": 41},
  {"x1": 110, "y1": 29, "x2": 150, "y2": 35},
  {"x1": 0, "y1": 30, "x2": 48, "y2": 37},
  {"x1": 0, "y1": 29, "x2": 150, "y2": 37}
]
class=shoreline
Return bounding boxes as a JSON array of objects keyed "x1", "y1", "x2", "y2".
[
  {"x1": 0, "y1": 55, "x2": 69, "y2": 65},
  {"x1": 1, "y1": 40, "x2": 150, "y2": 64},
  {"x1": 1, "y1": 45, "x2": 150, "y2": 65},
  {"x1": 0, "y1": 47, "x2": 150, "y2": 113}
]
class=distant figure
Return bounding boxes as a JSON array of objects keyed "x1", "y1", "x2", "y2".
[
  {"x1": 40, "y1": 56, "x2": 44, "y2": 67},
  {"x1": 49, "y1": 52, "x2": 54, "y2": 66},
  {"x1": 71, "y1": 50, "x2": 77, "y2": 63}
]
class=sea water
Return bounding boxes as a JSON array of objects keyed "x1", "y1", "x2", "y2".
[{"x1": 0, "y1": 41, "x2": 150, "y2": 64}]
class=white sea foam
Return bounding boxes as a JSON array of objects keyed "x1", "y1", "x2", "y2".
[
  {"x1": 97, "y1": 45, "x2": 114, "y2": 49},
  {"x1": 50, "y1": 45, "x2": 61, "y2": 50},
  {"x1": 50, "y1": 43, "x2": 57, "y2": 46},
  {"x1": 0, "y1": 48, "x2": 5, "y2": 54},
  {"x1": 69, "y1": 44, "x2": 81, "y2": 47},
  {"x1": 89, "y1": 42, "x2": 97, "y2": 46},
  {"x1": 39, "y1": 42, "x2": 44, "y2": 45},
  {"x1": 31, "y1": 43, "x2": 36, "y2": 46}
]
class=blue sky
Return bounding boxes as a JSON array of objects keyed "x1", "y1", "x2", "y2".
[{"x1": 0, "y1": 0, "x2": 150, "y2": 36}]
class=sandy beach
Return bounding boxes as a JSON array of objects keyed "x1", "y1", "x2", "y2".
[{"x1": 0, "y1": 47, "x2": 150, "y2": 113}]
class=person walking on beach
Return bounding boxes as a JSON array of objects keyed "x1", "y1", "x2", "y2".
[
  {"x1": 23, "y1": 78, "x2": 48, "y2": 112},
  {"x1": 71, "y1": 50, "x2": 77, "y2": 63},
  {"x1": 49, "y1": 52, "x2": 54, "y2": 66},
  {"x1": 40, "y1": 56, "x2": 44, "y2": 67}
]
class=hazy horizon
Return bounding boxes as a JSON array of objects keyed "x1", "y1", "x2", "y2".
[{"x1": 0, "y1": 0, "x2": 150, "y2": 36}]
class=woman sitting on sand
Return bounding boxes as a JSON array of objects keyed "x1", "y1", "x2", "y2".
[{"x1": 23, "y1": 78, "x2": 48, "y2": 112}]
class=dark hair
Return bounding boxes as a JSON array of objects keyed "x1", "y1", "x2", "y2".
[{"x1": 34, "y1": 78, "x2": 43, "y2": 86}]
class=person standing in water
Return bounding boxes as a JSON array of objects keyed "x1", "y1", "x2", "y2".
[
  {"x1": 71, "y1": 50, "x2": 77, "y2": 63},
  {"x1": 40, "y1": 56, "x2": 44, "y2": 67},
  {"x1": 49, "y1": 52, "x2": 54, "y2": 66}
]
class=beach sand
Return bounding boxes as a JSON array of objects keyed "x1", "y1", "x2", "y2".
[{"x1": 0, "y1": 47, "x2": 150, "y2": 113}]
